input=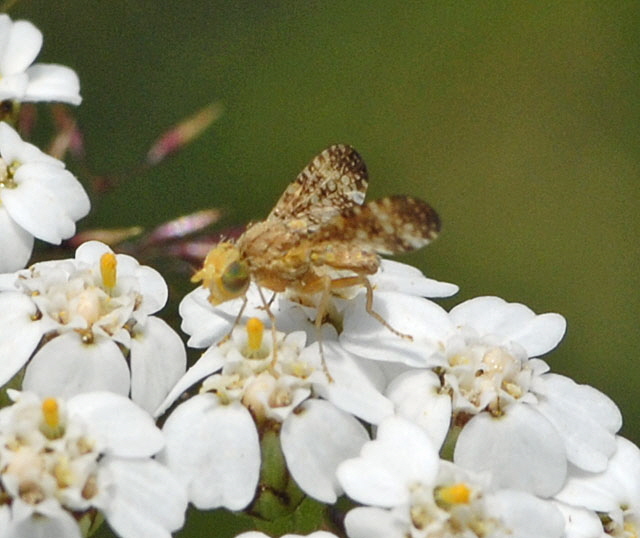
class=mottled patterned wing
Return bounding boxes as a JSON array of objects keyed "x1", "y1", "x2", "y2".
[
  {"x1": 318, "y1": 195, "x2": 441, "y2": 255},
  {"x1": 267, "y1": 144, "x2": 369, "y2": 227}
]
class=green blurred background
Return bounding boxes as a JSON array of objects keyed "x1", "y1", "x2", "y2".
[{"x1": 13, "y1": 0, "x2": 639, "y2": 531}]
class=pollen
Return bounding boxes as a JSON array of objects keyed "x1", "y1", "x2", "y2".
[
  {"x1": 436, "y1": 483, "x2": 471, "y2": 506},
  {"x1": 623, "y1": 521, "x2": 638, "y2": 538},
  {"x1": 100, "y1": 252, "x2": 117, "y2": 289},
  {"x1": 41, "y1": 398, "x2": 60, "y2": 428},
  {"x1": 40, "y1": 397, "x2": 64, "y2": 438},
  {"x1": 53, "y1": 455, "x2": 74, "y2": 488},
  {"x1": 246, "y1": 317, "x2": 264, "y2": 352}
]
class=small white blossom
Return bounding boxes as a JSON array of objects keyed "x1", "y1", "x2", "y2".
[
  {"x1": 336, "y1": 416, "x2": 565, "y2": 538},
  {"x1": 0, "y1": 122, "x2": 90, "y2": 271},
  {"x1": 0, "y1": 391, "x2": 187, "y2": 538},
  {"x1": 345, "y1": 295, "x2": 622, "y2": 497},
  {"x1": 0, "y1": 241, "x2": 186, "y2": 413},
  {"x1": 555, "y1": 436, "x2": 640, "y2": 538},
  {"x1": 0, "y1": 14, "x2": 81, "y2": 104},
  {"x1": 160, "y1": 315, "x2": 391, "y2": 510}
]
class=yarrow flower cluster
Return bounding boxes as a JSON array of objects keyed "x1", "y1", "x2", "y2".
[
  {"x1": 0, "y1": 241, "x2": 186, "y2": 414},
  {"x1": 0, "y1": 11, "x2": 637, "y2": 538},
  {"x1": 0, "y1": 390, "x2": 186, "y2": 538}
]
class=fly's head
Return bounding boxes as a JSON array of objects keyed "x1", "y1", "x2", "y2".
[{"x1": 192, "y1": 242, "x2": 250, "y2": 304}]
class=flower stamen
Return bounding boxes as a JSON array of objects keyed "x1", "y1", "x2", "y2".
[
  {"x1": 435, "y1": 483, "x2": 471, "y2": 506},
  {"x1": 245, "y1": 317, "x2": 265, "y2": 357},
  {"x1": 41, "y1": 397, "x2": 64, "y2": 438},
  {"x1": 100, "y1": 252, "x2": 117, "y2": 289}
]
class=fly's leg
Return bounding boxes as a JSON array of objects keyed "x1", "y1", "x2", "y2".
[
  {"x1": 328, "y1": 275, "x2": 413, "y2": 341},
  {"x1": 255, "y1": 285, "x2": 280, "y2": 370},
  {"x1": 314, "y1": 275, "x2": 335, "y2": 382},
  {"x1": 360, "y1": 276, "x2": 412, "y2": 341},
  {"x1": 218, "y1": 296, "x2": 248, "y2": 345}
]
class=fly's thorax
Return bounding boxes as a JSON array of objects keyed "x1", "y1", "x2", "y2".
[
  {"x1": 246, "y1": 243, "x2": 314, "y2": 292},
  {"x1": 237, "y1": 220, "x2": 303, "y2": 259},
  {"x1": 191, "y1": 242, "x2": 250, "y2": 304}
]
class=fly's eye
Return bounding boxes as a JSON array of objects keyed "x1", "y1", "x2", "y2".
[{"x1": 221, "y1": 261, "x2": 250, "y2": 294}]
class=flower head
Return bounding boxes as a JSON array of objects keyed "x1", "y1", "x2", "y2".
[
  {"x1": 0, "y1": 241, "x2": 186, "y2": 414},
  {"x1": 345, "y1": 295, "x2": 622, "y2": 497},
  {"x1": 0, "y1": 14, "x2": 81, "y2": 104},
  {"x1": 0, "y1": 391, "x2": 187, "y2": 538},
  {"x1": 159, "y1": 316, "x2": 391, "y2": 511},
  {"x1": 0, "y1": 121, "x2": 90, "y2": 271},
  {"x1": 336, "y1": 416, "x2": 565, "y2": 538}
]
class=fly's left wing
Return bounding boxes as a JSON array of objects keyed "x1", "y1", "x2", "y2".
[{"x1": 267, "y1": 144, "x2": 369, "y2": 229}]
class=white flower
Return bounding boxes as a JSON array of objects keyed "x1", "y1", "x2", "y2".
[
  {"x1": 336, "y1": 416, "x2": 565, "y2": 538},
  {"x1": 0, "y1": 14, "x2": 81, "y2": 104},
  {"x1": 159, "y1": 317, "x2": 390, "y2": 510},
  {"x1": 555, "y1": 436, "x2": 640, "y2": 538},
  {"x1": 0, "y1": 241, "x2": 186, "y2": 414},
  {"x1": 350, "y1": 295, "x2": 622, "y2": 497},
  {"x1": 0, "y1": 122, "x2": 90, "y2": 271},
  {"x1": 0, "y1": 391, "x2": 187, "y2": 538}
]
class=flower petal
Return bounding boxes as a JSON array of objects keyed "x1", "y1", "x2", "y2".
[
  {"x1": 344, "y1": 506, "x2": 408, "y2": 538},
  {"x1": 160, "y1": 396, "x2": 260, "y2": 510},
  {"x1": 386, "y1": 369, "x2": 452, "y2": 449},
  {"x1": 23, "y1": 333, "x2": 131, "y2": 398},
  {"x1": 341, "y1": 292, "x2": 450, "y2": 367},
  {"x1": 153, "y1": 345, "x2": 224, "y2": 418},
  {"x1": 282, "y1": 399, "x2": 370, "y2": 503},
  {"x1": 337, "y1": 417, "x2": 439, "y2": 507},
  {"x1": 0, "y1": 18, "x2": 41, "y2": 76},
  {"x1": 486, "y1": 490, "x2": 564, "y2": 538},
  {"x1": 454, "y1": 404, "x2": 567, "y2": 496},
  {"x1": 314, "y1": 341, "x2": 393, "y2": 425},
  {"x1": 24, "y1": 64, "x2": 81, "y2": 105},
  {"x1": 534, "y1": 373, "x2": 621, "y2": 472},
  {"x1": 371, "y1": 260, "x2": 458, "y2": 298},
  {"x1": 0, "y1": 206, "x2": 34, "y2": 271},
  {"x1": 97, "y1": 458, "x2": 187, "y2": 538},
  {"x1": 67, "y1": 392, "x2": 164, "y2": 457},
  {"x1": 7, "y1": 502, "x2": 82, "y2": 538},
  {"x1": 130, "y1": 317, "x2": 186, "y2": 414},
  {"x1": 0, "y1": 291, "x2": 50, "y2": 385},
  {"x1": 3, "y1": 166, "x2": 81, "y2": 243}
]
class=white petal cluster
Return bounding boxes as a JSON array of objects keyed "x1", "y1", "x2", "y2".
[
  {"x1": 336, "y1": 416, "x2": 565, "y2": 538},
  {"x1": 0, "y1": 122, "x2": 90, "y2": 271},
  {"x1": 160, "y1": 313, "x2": 390, "y2": 510},
  {"x1": 171, "y1": 253, "x2": 638, "y2": 537},
  {"x1": 0, "y1": 14, "x2": 81, "y2": 105},
  {"x1": 0, "y1": 391, "x2": 187, "y2": 538},
  {"x1": 343, "y1": 294, "x2": 622, "y2": 497},
  {"x1": 0, "y1": 241, "x2": 186, "y2": 414}
]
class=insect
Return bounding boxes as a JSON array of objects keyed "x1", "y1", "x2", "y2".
[{"x1": 192, "y1": 144, "x2": 440, "y2": 359}]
